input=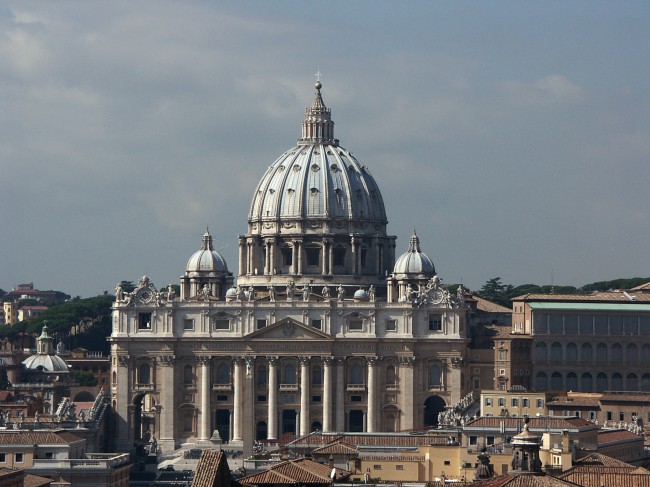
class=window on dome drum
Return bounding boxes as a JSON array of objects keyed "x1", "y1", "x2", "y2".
[
  {"x1": 138, "y1": 313, "x2": 152, "y2": 330},
  {"x1": 256, "y1": 319, "x2": 267, "y2": 329},
  {"x1": 333, "y1": 248, "x2": 346, "y2": 266},
  {"x1": 183, "y1": 319, "x2": 194, "y2": 330},
  {"x1": 283, "y1": 249, "x2": 292, "y2": 266},
  {"x1": 428, "y1": 314, "x2": 442, "y2": 331},
  {"x1": 306, "y1": 248, "x2": 320, "y2": 266},
  {"x1": 214, "y1": 319, "x2": 229, "y2": 331}
]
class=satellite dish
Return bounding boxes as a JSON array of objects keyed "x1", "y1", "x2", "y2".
[{"x1": 330, "y1": 468, "x2": 336, "y2": 479}]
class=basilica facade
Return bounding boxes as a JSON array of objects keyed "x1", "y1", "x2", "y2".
[{"x1": 110, "y1": 82, "x2": 470, "y2": 454}]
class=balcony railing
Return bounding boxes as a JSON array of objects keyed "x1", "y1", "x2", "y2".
[
  {"x1": 346, "y1": 384, "x2": 366, "y2": 391},
  {"x1": 212, "y1": 383, "x2": 232, "y2": 391},
  {"x1": 279, "y1": 384, "x2": 299, "y2": 391}
]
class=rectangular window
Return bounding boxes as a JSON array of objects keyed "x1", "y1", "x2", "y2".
[
  {"x1": 360, "y1": 248, "x2": 367, "y2": 268},
  {"x1": 283, "y1": 249, "x2": 293, "y2": 266},
  {"x1": 183, "y1": 319, "x2": 194, "y2": 330},
  {"x1": 373, "y1": 465, "x2": 381, "y2": 470},
  {"x1": 386, "y1": 320, "x2": 397, "y2": 332},
  {"x1": 473, "y1": 378, "x2": 480, "y2": 389},
  {"x1": 0, "y1": 453, "x2": 5, "y2": 463},
  {"x1": 536, "y1": 399, "x2": 544, "y2": 408},
  {"x1": 349, "y1": 320, "x2": 363, "y2": 331},
  {"x1": 484, "y1": 398, "x2": 493, "y2": 407},
  {"x1": 214, "y1": 319, "x2": 229, "y2": 330},
  {"x1": 429, "y1": 314, "x2": 442, "y2": 331},
  {"x1": 257, "y1": 395, "x2": 267, "y2": 402},
  {"x1": 499, "y1": 350, "x2": 507, "y2": 360},
  {"x1": 138, "y1": 313, "x2": 152, "y2": 330},
  {"x1": 306, "y1": 248, "x2": 320, "y2": 266},
  {"x1": 620, "y1": 412, "x2": 625, "y2": 421},
  {"x1": 217, "y1": 395, "x2": 228, "y2": 401},
  {"x1": 498, "y1": 398, "x2": 505, "y2": 407},
  {"x1": 522, "y1": 399, "x2": 529, "y2": 407},
  {"x1": 486, "y1": 436, "x2": 495, "y2": 445},
  {"x1": 312, "y1": 395, "x2": 322, "y2": 402},
  {"x1": 607, "y1": 411, "x2": 613, "y2": 421},
  {"x1": 333, "y1": 248, "x2": 346, "y2": 266},
  {"x1": 15, "y1": 453, "x2": 23, "y2": 463},
  {"x1": 311, "y1": 319, "x2": 322, "y2": 329},
  {"x1": 511, "y1": 398, "x2": 519, "y2": 407},
  {"x1": 444, "y1": 461, "x2": 451, "y2": 466},
  {"x1": 396, "y1": 465, "x2": 404, "y2": 470},
  {"x1": 351, "y1": 395, "x2": 362, "y2": 402},
  {"x1": 589, "y1": 411, "x2": 596, "y2": 420},
  {"x1": 257, "y1": 319, "x2": 267, "y2": 329},
  {"x1": 44, "y1": 452, "x2": 54, "y2": 459},
  {"x1": 469, "y1": 436, "x2": 478, "y2": 445}
]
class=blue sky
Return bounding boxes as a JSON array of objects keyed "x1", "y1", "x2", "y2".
[{"x1": 1, "y1": 1, "x2": 648, "y2": 297}]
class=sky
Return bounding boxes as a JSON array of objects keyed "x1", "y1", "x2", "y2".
[{"x1": 1, "y1": 1, "x2": 649, "y2": 298}]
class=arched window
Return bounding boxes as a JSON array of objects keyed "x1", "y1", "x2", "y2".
[
  {"x1": 551, "y1": 372, "x2": 562, "y2": 390},
  {"x1": 611, "y1": 343, "x2": 623, "y2": 362},
  {"x1": 311, "y1": 421, "x2": 322, "y2": 432},
  {"x1": 581, "y1": 372, "x2": 593, "y2": 392},
  {"x1": 642, "y1": 374, "x2": 650, "y2": 392},
  {"x1": 626, "y1": 343, "x2": 638, "y2": 362},
  {"x1": 535, "y1": 342, "x2": 547, "y2": 361},
  {"x1": 535, "y1": 372, "x2": 547, "y2": 391},
  {"x1": 566, "y1": 372, "x2": 578, "y2": 391},
  {"x1": 257, "y1": 366, "x2": 267, "y2": 387},
  {"x1": 611, "y1": 373, "x2": 623, "y2": 391},
  {"x1": 566, "y1": 343, "x2": 577, "y2": 361},
  {"x1": 550, "y1": 342, "x2": 562, "y2": 361},
  {"x1": 183, "y1": 364, "x2": 193, "y2": 384},
  {"x1": 596, "y1": 343, "x2": 607, "y2": 362},
  {"x1": 350, "y1": 364, "x2": 364, "y2": 384},
  {"x1": 216, "y1": 363, "x2": 230, "y2": 384},
  {"x1": 284, "y1": 363, "x2": 297, "y2": 384},
  {"x1": 312, "y1": 365, "x2": 322, "y2": 386},
  {"x1": 386, "y1": 365, "x2": 396, "y2": 386},
  {"x1": 429, "y1": 365, "x2": 441, "y2": 387},
  {"x1": 581, "y1": 343, "x2": 593, "y2": 362},
  {"x1": 627, "y1": 373, "x2": 638, "y2": 391},
  {"x1": 596, "y1": 373, "x2": 608, "y2": 392},
  {"x1": 139, "y1": 363, "x2": 151, "y2": 385}
]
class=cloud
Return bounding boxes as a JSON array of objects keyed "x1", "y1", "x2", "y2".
[{"x1": 501, "y1": 74, "x2": 586, "y2": 107}]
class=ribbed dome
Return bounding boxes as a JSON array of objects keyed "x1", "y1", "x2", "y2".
[
  {"x1": 186, "y1": 230, "x2": 228, "y2": 274},
  {"x1": 23, "y1": 353, "x2": 69, "y2": 372},
  {"x1": 393, "y1": 231, "x2": 435, "y2": 276},
  {"x1": 248, "y1": 82, "x2": 388, "y2": 236},
  {"x1": 22, "y1": 324, "x2": 69, "y2": 373}
]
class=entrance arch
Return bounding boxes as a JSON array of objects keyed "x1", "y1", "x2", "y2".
[
  {"x1": 423, "y1": 395, "x2": 446, "y2": 427},
  {"x1": 132, "y1": 392, "x2": 158, "y2": 443}
]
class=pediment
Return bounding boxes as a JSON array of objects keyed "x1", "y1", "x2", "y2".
[{"x1": 247, "y1": 317, "x2": 334, "y2": 341}]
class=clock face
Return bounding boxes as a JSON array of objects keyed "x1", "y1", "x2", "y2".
[
  {"x1": 432, "y1": 289, "x2": 445, "y2": 305},
  {"x1": 137, "y1": 288, "x2": 154, "y2": 304}
]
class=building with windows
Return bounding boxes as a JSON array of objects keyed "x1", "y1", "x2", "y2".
[
  {"x1": 496, "y1": 290, "x2": 650, "y2": 393},
  {"x1": 109, "y1": 81, "x2": 470, "y2": 455}
]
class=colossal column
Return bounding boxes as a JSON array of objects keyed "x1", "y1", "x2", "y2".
[
  {"x1": 299, "y1": 356, "x2": 311, "y2": 436},
  {"x1": 232, "y1": 358, "x2": 244, "y2": 442},
  {"x1": 158, "y1": 355, "x2": 176, "y2": 451},
  {"x1": 322, "y1": 357, "x2": 333, "y2": 432},
  {"x1": 267, "y1": 357, "x2": 278, "y2": 440},
  {"x1": 366, "y1": 356, "x2": 379, "y2": 432},
  {"x1": 198, "y1": 356, "x2": 212, "y2": 441},
  {"x1": 400, "y1": 356, "x2": 415, "y2": 430}
]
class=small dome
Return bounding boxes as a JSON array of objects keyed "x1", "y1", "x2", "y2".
[
  {"x1": 393, "y1": 231, "x2": 435, "y2": 276},
  {"x1": 354, "y1": 289, "x2": 369, "y2": 299},
  {"x1": 23, "y1": 354, "x2": 69, "y2": 373},
  {"x1": 186, "y1": 230, "x2": 228, "y2": 274}
]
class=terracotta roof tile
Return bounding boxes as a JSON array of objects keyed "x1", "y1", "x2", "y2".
[
  {"x1": 192, "y1": 450, "x2": 229, "y2": 487},
  {"x1": 312, "y1": 441, "x2": 357, "y2": 455},
  {"x1": 598, "y1": 429, "x2": 642, "y2": 445},
  {"x1": 24, "y1": 474, "x2": 54, "y2": 487},
  {"x1": 239, "y1": 458, "x2": 350, "y2": 486},
  {"x1": 573, "y1": 452, "x2": 637, "y2": 469},
  {"x1": 559, "y1": 472, "x2": 650, "y2": 487},
  {"x1": 0, "y1": 431, "x2": 84, "y2": 445},
  {"x1": 473, "y1": 474, "x2": 581, "y2": 486}
]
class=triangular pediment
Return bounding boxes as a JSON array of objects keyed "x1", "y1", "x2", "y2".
[{"x1": 247, "y1": 317, "x2": 334, "y2": 341}]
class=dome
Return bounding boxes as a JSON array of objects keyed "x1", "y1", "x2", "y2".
[
  {"x1": 393, "y1": 231, "x2": 435, "y2": 276},
  {"x1": 248, "y1": 82, "x2": 388, "y2": 237},
  {"x1": 22, "y1": 325, "x2": 69, "y2": 373},
  {"x1": 23, "y1": 353, "x2": 69, "y2": 373},
  {"x1": 354, "y1": 289, "x2": 369, "y2": 300},
  {"x1": 186, "y1": 230, "x2": 228, "y2": 274}
]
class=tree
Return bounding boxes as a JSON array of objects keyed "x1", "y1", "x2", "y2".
[
  {"x1": 119, "y1": 281, "x2": 136, "y2": 293},
  {"x1": 476, "y1": 277, "x2": 514, "y2": 308}
]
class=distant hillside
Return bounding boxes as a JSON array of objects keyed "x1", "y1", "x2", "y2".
[{"x1": 0, "y1": 295, "x2": 114, "y2": 353}]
